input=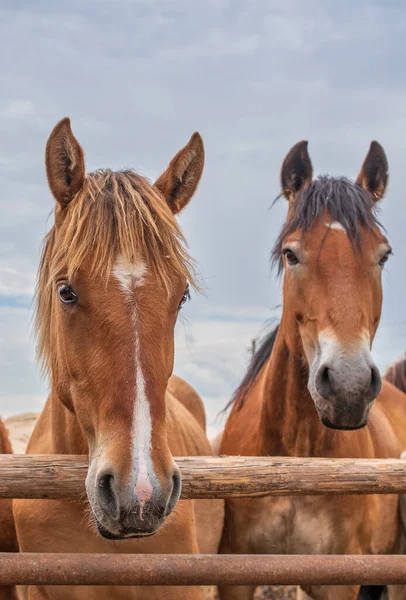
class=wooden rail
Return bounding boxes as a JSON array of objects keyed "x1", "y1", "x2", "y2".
[
  {"x1": 0, "y1": 554, "x2": 405, "y2": 586},
  {"x1": 1, "y1": 454, "x2": 406, "y2": 499}
]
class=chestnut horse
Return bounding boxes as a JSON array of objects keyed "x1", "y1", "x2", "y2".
[
  {"x1": 0, "y1": 418, "x2": 18, "y2": 600},
  {"x1": 13, "y1": 118, "x2": 223, "y2": 600},
  {"x1": 219, "y1": 141, "x2": 406, "y2": 600}
]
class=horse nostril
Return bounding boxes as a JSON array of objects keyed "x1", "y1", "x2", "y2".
[
  {"x1": 317, "y1": 365, "x2": 334, "y2": 398},
  {"x1": 97, "y1": 473, "x2": 117, "y2": 513},
  {"x1": 172, "y1": 471, "x2": 181, "y2": 499},
  {"x1": 369, "y1": 366, "x2": 382, "y2": 401},
  {"x1": 165, "y1": 470, "x2": 181, "y2": 517}
]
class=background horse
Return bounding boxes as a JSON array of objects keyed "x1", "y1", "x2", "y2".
[
  {"x1": 382, "y1": 357, "x2": 406, "y2": 600},
  {"x1": 13, "y1": 118, "x2": 223, "y2": 600},
  {"x1": 385, "y1": 356, "x2": 406, "y2": 395},
  {"x1": 219, "y1": 141, "x2": 406, "y2": 600},
  {"x1": 0, "y1": 418, "x2": 18, "y2": 600}
]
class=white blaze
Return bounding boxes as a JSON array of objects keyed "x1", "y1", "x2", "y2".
[
  {"x1": 113, "y1": 256, "x2": 153, "y2": 519},
  {"x1": 325, "y1": 221, "x2": 346, "y2": 232},
  {"x1": 113, "y1": 256, "x2": 147, "y2": 292},
  {"x1": 317, "y1": 328, "x2": 371, "y2": 363},
  {"x1": 132, "y1": 326, "x2": 154, "y2": 519}
]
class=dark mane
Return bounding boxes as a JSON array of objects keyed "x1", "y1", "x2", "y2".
[
  {"x1": 225, "y1": 325, "x2": 279, "y2": 412},
  {"x1": 272, "y1": 176, "x2": 382, "y2": 271},
  {"x1": 384, "y1": 355, "x2": 406, "y2": 395}
]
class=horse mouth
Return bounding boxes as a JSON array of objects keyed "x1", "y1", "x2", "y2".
[
  {"x1": 95, "y1": 519, "x2": 158, "y2": 540},
  {"x1": 320, "y1": 413, "x2": 368, "y2": 431}
]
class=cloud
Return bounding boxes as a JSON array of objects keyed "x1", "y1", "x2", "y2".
[
  {"x1": 0, "y1": 306, "x2": 46, "y2": 418},
  {"x1": 0, "y1": 265, "x2": 36, "y2": 298},
  {"x1": 1, "y1": 0, "x2": 406, "y2": 423},
  {"x1": 0, "y1": 100, "x2": 36, "y2": 119}
]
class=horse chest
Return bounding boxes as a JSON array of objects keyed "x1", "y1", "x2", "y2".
[{"x1": 238, "y1": 497, "x2": 348, "y2": 555}]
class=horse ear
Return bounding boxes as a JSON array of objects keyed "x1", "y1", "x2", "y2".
[
  {"x1": 154, "y1": 132, "x2": 204, "y2": 214},
  {"x1": 280, "y1": 141, "x2": 313, "y2": 201},
  {"x1": 45, "y1": 118, "x2": 85, "y2": 208},
  {"x1": 356, "y1": 141, "x2": 388, "y2": 202}
]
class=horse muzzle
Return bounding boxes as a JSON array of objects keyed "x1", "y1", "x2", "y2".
[
  {"x1": 307, "y1": 335, "x2": 382, "y2": 430},
  {"x1": 86, "y1": 461, "x2": 181, "y2": 539}
]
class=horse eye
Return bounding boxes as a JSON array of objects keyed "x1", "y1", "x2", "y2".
[
  {"x1": 178, "y1": 287, "x2": 190, "y2": 310},
  {"x1": 58, "y1": 284, "x2": 78, "y2": 305},
  {"x1": 283, "y1": 248, "x2": 299, "y2": 266},
  {"x1": 379, "y1": 250, "x2": 392, "y2": 268}
]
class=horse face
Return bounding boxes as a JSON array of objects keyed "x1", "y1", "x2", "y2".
[
  {"x1": 42, "y1": 118, "x2": 204, "y2": 537},
  {"x1": 279, "y1": 141, "x2": 390, "y2": 430},
  {"x1": 59, "y1": 262, "x2": 188, "y2": 538},
  {"x1": 282, "y1": 222, "x2": 388, "y2": 430}
]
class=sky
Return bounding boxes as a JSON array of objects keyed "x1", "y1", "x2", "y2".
[{"x1": 1, "y1": 1, "x2": 406, "y2": 437}]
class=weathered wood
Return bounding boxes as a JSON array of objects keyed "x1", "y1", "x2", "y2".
[
  {"x1": 1, "y1": 454, "x2": 406, "y2": 499},
  {"x1": 0, "y1": 553, "x2": 405, "y2": 586}
]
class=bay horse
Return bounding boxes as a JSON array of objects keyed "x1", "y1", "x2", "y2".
[
  {"x1": 0, "y1": 418, "x2": 18, "y2": 600},
  {"x1": 219, "y1": 141, "x2": 406, "y2": 600},
  {"x1": 13, "y1": 118, "x2": 223, "y2": 600}
]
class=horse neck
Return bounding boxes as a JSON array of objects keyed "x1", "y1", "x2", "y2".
[
  {"x1": 258, "y1": 321, "x2": 337, "y2": 457},
  {"x1": 49, "y1": 386, "x2": 88, "y2": 455}
]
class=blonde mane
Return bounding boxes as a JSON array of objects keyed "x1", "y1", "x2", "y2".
[{"x1": 36, "y1": 169, "x2": 197, "y2": 375}]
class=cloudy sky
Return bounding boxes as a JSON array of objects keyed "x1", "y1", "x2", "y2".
[{"x1": 1, "y1": 1, "x2": 406, "y2": 436}]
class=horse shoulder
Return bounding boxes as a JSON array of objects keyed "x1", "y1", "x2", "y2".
[
  {"x1": 370, "y1": 380, "x2": 406, "y2": 455},
  {"x1": 165, "y1": 390, "x2": 209, "y2": 455},
  {"x1": 167, "y1": 374, "x2": 206, "y2": 431},
  {"x1": 23, "y1": 399, "x2": 54, "y2": 454},
  {"x1": 165, "y1": 391, "x2": 224, "y2": 554}
]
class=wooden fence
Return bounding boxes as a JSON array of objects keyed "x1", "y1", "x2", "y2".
[{"x1": 2, "y1": 454, "x2": 406, "y2": 587}]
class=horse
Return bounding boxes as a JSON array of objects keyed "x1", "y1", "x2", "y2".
[
  {"x1": 381, "y1": 357, "x2": 406, "y2": 600},
  {"x1": 13, "y1": 118, "x2": 223, "y2": 600},
  {"x1": 385, "y1": 356, "x2": 406, "y2": 395},
  {"x1": 218, "y1": 140, "x2": 406, "y2": 600},
  {"x1": 0, "y1": 418, "x2": 18, "y2": 600}
]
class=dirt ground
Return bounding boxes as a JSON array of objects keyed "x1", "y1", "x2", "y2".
[
  {"x1": 5, "y1": 413, "x2": 38, "y2": 453},
  {"x1": 5, "y1": 414, "x2": 296, "y2": 599}
]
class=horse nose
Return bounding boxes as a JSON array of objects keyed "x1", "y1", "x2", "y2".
[
  {"x1": 94, "y1": 464, "x2": 181, "y2": 536},
  {"x1": 315, "y1": 362, "x2": 382, "y2": 403}
]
